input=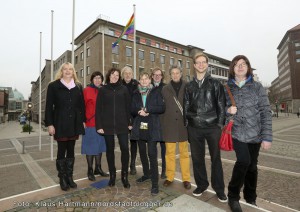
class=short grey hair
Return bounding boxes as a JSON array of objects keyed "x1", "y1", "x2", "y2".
[{"x1": 169, "y1": 65, "x2": 182, "y2": 75}]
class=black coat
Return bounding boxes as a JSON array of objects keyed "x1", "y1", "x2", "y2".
[
  {"x1": 131, "y1": 86, "x2": 165, "y2": 142},
  {"x1": 95, "y1": 82, "x2": 131, "y2": 135},
  {"x1": 44, "y1": 79, "x2": 85, "y2": 139},
  {"x1": 122, "y1": 79, "x2": 138, "y2": 97},
  {"x1": 184, "y1": 75, "x2": 225, "y2": 128}
]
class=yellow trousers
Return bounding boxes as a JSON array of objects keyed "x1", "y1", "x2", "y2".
[{"x1": 165, "y1": 141, "x2": 191, "y2": 182}]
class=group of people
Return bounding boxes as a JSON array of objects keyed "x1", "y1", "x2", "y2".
[{"x1": 45, "y1": 52, "x2": 272, "y2": 212}]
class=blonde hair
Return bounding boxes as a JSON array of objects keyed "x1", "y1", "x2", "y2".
[
  {"x1": 193, "y1": 52, "x2": 209, "y2": 64},
  {"x1": 121, "y1": 66, "x2": 133, "y2": 79},
  {"x1": 54, "y1": 62, "x2": 80, "y2": 83},
  {"x1": 139, "y1": 71, "x2": 151, "y2": 80}
]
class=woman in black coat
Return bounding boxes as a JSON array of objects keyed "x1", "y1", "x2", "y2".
[
  {"x1": 45, "y1": 62, "x2": 85, "y2": 191},
  {"x1": 95, "y1": 68, "x2": 132, "y2": 188},
  {"x1": 131, "y1": 72, "x2": 165, "y2": 196}
]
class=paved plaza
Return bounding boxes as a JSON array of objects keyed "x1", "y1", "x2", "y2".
[{"x1": 0, "y1": 113, "x2": 299, "y2": 211}]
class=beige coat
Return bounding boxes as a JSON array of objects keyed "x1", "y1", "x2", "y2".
[{"x1": 161, "y1": 80, "x2": 188, "y2": 142}]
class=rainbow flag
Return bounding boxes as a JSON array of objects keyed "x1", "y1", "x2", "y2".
[{"x1": 112, "y1": 14, "x2": 134, "y2": 48}]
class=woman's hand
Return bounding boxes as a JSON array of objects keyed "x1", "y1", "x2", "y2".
[
  {"x1": 261, "y1": 141, "x2": 271, "y2": 150},
  {"x1": 83, "y1": 122, "x2": 86, "y2": 128},
  {"x1": 128, "y1": 126, "x2": 132, "y2": 130},
  {"x1": 227, "y1": 106, "x2": 237, "y2": 115},
  {"x1": 138, "y1": 109, "x2": 148, "y2": 116},
  {"x1": 97, "y1": 129, "x2": 104, "y2": 134},
  {"x1": 48, "y1": 125, "x2": 55, "y2": 136}
]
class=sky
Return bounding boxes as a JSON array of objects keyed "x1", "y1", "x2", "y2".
[{"x1": 0, "y1": 0, "x2": 299, "y2": 99}]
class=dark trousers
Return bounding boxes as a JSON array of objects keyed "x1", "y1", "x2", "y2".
[
  {"x1": 228, "y1": 139, "x2": 261, "y2": 202},
  {"x1": 188, "y1": 126, "x2": 225, "y2": 194},
  {"x1": 130, "y1": 139, "x2": 137, "y2": 163},
  {"x1": 138, "y1": 140, "x2": 158, "y2": 186},
  {"x1": 160, "y1": 141, "x2": 166, "y2": 171},
  {"x1": 104, "y1": 134, "x2": 129, "y2": 173},
  {"x1": 57, "y1": 140, "x2": 76, "y2": 159}
]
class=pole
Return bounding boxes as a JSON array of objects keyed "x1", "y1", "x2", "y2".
[
  {"x1": 71, "y1": 0, "x2": 75, "y2": 64},
  {"x1": 133, "y1": 4, "x2": 136, "y2": 79},
  {"x1": 102, "y1": 27, "x2": 105, "y2": 76},
  {"x1": 50, "y1": 10, "x2": 54, "y2": 160},
  {"x1": 39, "y1": 32, "x2": 42, "y2": 151},
  {"x1": 83, "y1": 41, "x2": 86, "y2": 87}
]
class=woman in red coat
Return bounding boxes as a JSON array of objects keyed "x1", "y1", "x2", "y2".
[{"x1": 82, "y1": 71, "x2": 108, "y2": 181}]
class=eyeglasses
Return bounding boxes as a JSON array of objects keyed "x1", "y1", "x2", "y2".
[
  {"x1": 153, "y1": 74, "x2": 162, "y2": 77},
  {"x1": 195, "y1": 61, "x2": 207, "y2": 65},
  {"x1": 234, "y1": 62, "x2": 247, "y2": 69}
]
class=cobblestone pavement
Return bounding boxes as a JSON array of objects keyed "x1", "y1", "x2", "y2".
[{"x1": 0, "y1": 114, "x2": 299, "y2": 211}]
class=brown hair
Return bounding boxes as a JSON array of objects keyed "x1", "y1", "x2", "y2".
[
  {"x1": 193, "y1": 52, "x2": 209, "y2": 64},
  {"x1": 228, "y1": 55, "x2": 253, "y2": 80},
  {"x1": 151, "y1": 67, "x2": 164, "y2": 81},
  {"x1": 90, "y1": 71, "x2": 104, "y2": 83},
  {"x1": 105, "y1": 68, "x2": 121, "y2": 84}
]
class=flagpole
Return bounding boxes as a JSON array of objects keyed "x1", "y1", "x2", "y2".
[
  {"x1": 71, "y1": 0, "x2": 75, "y2": 64},
  {"x1": 50, "y1": 10, "x2": 54, "y2": 160},
  {"x1": 39, "y1": 32, "x2": 42, "y2": 151},
  {"x1": 133, "y1": 4, "x2": 136, "y2": 79}
]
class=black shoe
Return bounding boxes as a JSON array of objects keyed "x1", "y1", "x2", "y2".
[
  {"x1": 216, "y1": 192, "x2": 228, "y2": 203},
  {"x1": 87, "y1": 168, "x2": 96, "y2": 181},
  {"x1": 160, "y1": 171, "x2": 166, "y2": 179},
  {"x1": 136, "y1": 176, "x2": 150, "y2": 183},
  {"x1": 151, "y1": 186, "x2": 159, "y2": 196},
  {"x1": 130, "y1": 165, "x2": 137, "y2": 175},
  {"x1": 192, "y1": 187, "x2": 207, "y2": 197},
  {"x1": 121, "y1": 171, "x2": 130, "y2": 188},
  {"x1": 94, "y1": 166, "x2": 109, "y2": 177},
  {"x1": 246, "y1": 200, "x2": 257, "y2": 207},
  {"x1": 228, "y1": 199, "x2": 243, "y2": 212},
  {"x1": 108, "y1": 173, "x2": 116, "y2": 187}
]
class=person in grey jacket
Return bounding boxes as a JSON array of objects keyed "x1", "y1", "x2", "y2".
[{"x1": 226, "y1": 55, "x2": 272, "y2": 212}]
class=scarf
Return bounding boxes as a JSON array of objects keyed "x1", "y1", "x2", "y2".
[
  {"x1": 138, "y1": 84, "x2": 153, "y2": 107},
  {"x1": 60, "y1": 78, "x2": 75, "y2": 90}
]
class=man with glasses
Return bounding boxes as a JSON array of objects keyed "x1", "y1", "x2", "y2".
[
  {"x1": 151, "y1": 67, "x2": 166, "y2": 179},
  {"x1": 184, "y1": 53, "x2": 227, "y2": 202}
]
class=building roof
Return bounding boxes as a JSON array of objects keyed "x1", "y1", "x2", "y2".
[{"x1": 277, "y1": 24, "x2": 300, "y2": 49}]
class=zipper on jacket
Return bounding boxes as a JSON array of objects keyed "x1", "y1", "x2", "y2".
[{"x1": 113, "y1": 89, "x2": 116, "y2": 134}]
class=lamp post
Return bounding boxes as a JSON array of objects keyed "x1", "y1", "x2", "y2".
[{"x1": 27, "y1": 102, "x2": 33, "y2": 134}]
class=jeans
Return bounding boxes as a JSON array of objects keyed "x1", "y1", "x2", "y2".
[
  {"x1": 228, "y1": 139, "x2": 261, "y2": 201},
  {"x1": 104, "y1": 134, "x2": 129, "y2": 173},
  {"x1": 188, "y1": 126, "x2": 225, "y2": 194}
]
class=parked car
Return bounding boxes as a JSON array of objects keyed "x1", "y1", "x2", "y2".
[{"x1": 20, "y1": 116, "x2": 26, "y2": 125}]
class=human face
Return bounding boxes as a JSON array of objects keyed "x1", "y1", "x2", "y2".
[
  {"x1": 123, "y1": 69, "x2": 133, "y2": 83},
  {"x1": 194, "y1": 56, "x2": 208, "y2": 74},
  {"x1": 170, "y1": 68, "x2": 182, "y2": 82},
  {"x1": 109, "y1": 71, "x2": 120, "y2": 84},
  {"x1": 234, "y1": 59, "x2": 248, "y2": 79},
  {"x1": 139, "y1": 75, "x2": 151, "y2": 87},
  {"x1": 93, "y1": 76, "x2": 102, "y2": 87},
  {"x1": 152, "y1": 70, "x2": 163, "y2": 83},
  {"x1": 62, "y1": 64, "x2": 74, "y2": 79}
]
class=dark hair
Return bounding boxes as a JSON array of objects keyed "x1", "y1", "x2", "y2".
[
  {"x1": 90, "y1": 71, "x2": 104, "y2": 83},
  {"x1": 228, "y1": 55, "x2": 253, "y2": 79},
  {"x1": 105, "y1": 68, "x2": 121, "y2": 84}
]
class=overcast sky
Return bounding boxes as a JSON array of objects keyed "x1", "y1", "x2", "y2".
[{"x1": 0, "y1": 0, "x2": 299, "y2": 99}]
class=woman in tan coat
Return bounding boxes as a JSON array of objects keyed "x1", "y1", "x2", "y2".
[{"x1": 161, "y1": 65, "x2": 191, "y2": 189}]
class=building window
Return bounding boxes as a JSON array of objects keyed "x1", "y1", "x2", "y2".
[
  {"x1": 174, "y1": 48, "x2": 177, "y2": 53},
  {"x1": 156, "y1": 42, "x2": 160, "y2": 48},
  {"x1": 186, "y1": 61, "x2": 190, "y2": 69},
  {"x1": 138, "y1": 50, "x2": 144, "y2": 60},
  {"x1": 296, "y1": 50, "x2": 300, "y2": 55},
  {"x1": 86, "y1": 66, "x2": 90, "y2": 75},
  {"x1": 150, "y1": 52, "x2": 155, "y2": 62},
  {"x1": 80, "y1": 69, "x2": 84, "y2": 77},
  {"x1": 108, "y1": 29, "x2": 115, "y2": 36},
  {"x1": 112, "y1": 62, "x2": 119, "y2": 68},
  {"x1": 295, "y1": 42, "x2": 300, "y2": 47},
  {"x1": 136, "y1": 36, "x2": 140, "y2": 43},
  {"x1": 112, "y1": 45, "x2": 119, "y2": 54},
  {"x1": 122, "y1": 34, "x2": 128, "y2": 39},
  {"x1": 178, "y1": 59, "x2": 182, "y2": 68},
  {"x1": 160, "y1": 55, "x2": 165, "y2": 64},
  {"x1": 16, "y1": 102, "x2": 22, "y2": 110},
  {"x1": 139, "y1": 66, "x2": 144, "y2": 74},
  {"x1": 86, "y1": 47, "x2": 90, "y2": 57},
  {"x1": 165, "y1": 45, "x2": 169, "y2": 51},
  {"x1": 170, "y1": 57, "x2": 174, "y2": 65},
  {"x1": 126, "y1": 46, "x2": 132, "y2": 57},
  {"x1": 75, "y1": 55, "x2": 78, "y2": 64},
  {"x1": 80, "y1": 52, "x2": 84, "y2": 60},
  {"x1": 146, "y1": 39, "x2": 151, "y2": 46},
  {"x1": 296, "y1": 58, "x2": 300, "y2": 63}
]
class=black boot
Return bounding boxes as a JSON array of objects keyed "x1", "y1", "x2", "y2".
[
  {"x1": 56, "y1": 159, "x2": 69, "y2": 191},
  {"x1": 130, "y1": 140, "x2": 137, "y2": 175},
  {"x1": 88, "y1": 168, "x2": 96, "y2": 181},
  {"x1": 161, "y1": 165, "x2": 166, "y2": 179},
  {"x1": 94, "y1": 154, "x2": 109, "y2": 177},
  {"x1": 108, "y1": 173, "x2": 116, "y2": 187},
  {"x1": 121, "y1": 171, "x2": 130, "y2": 188},
  {"x1": 65, "y1": 158, "x2": 77, "y2": 188}
]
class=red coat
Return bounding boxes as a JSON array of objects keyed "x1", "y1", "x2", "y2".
[{"x1": 83, "y1": 85, "x2": 99, "y2": 127}]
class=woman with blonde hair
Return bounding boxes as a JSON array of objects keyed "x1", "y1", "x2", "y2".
[{"x1": 45, "y1": 62, "x2": 85, "y2": 191}]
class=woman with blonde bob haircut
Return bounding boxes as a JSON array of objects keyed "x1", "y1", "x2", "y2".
[{"x1": 45, "y1": 62, "x2": 85, "y2": 191}]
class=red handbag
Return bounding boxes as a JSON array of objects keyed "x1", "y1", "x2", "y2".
[{"x1": 219, "y1": 85, "x2": 235, "y2": 151}]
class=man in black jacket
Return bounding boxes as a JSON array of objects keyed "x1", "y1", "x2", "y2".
[{"x1": 184, "y1": 53, "x2": 227, "y2": 202}]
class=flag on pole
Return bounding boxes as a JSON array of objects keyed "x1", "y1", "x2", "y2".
[{"x1": 112, "y1": 14, "x2": 134, "y2": 48}]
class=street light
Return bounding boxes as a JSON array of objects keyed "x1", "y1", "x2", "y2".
[{"x1": 27, "y1": 102, "x2": 33, "y2": 134}]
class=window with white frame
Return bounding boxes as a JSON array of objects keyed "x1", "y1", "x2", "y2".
[
  {"x1": 86, "y1": 47, "x2": 90, "y2": 57},
  {"x1": 112, "y1": 62, "x2": 119, "y2": 68},
  {"x1": 80, "y1": 69, "x2": 84, "y2": 77},
  {"x1": 86, "y1": 66, "x2": 90, "y2": 75},
  {"x1": 295, "y1": 42, "x2": 300, "y2": 47},
  {"x1": 160, "y1": 55, "x2": 165, "y2": 64},
  {"x1": 126, "y1": 46, "x2": 132, "y2": 57},
  {"x1": 150, "y1": 52, "x2": 155, "y2": 62},
  {"x1": 296, "y1": 58, "x2": 300, "y2": 63},
  {"x1": 80, "y1": 52, "x2": 84, "y2": 60},
  {"x1": 165, "y1": 45, "x2": 169, "y2": 51},
  {"x1": 112, "y1": 45, "x2": 119, "y2": 54},
  {"x1": 138, "y1": 49, "x2": 144, "y2": 60},
  {"x1": 170, "y1": 57, "x2": 174, "y2": 65},
  {"x1": 174, "y1": 48, "x2": 177, "y2": 53},
  {"x1": 186, "y1": 61, "x2": 190, "y2": 69},
  {"x1": 75, "y1": 55, "x2": 78, "y2": 64},
  {"x1": 178, "y1": 59, "x2": 182, "y2": 68},
  {"x1": 108, "y1": 29, "x2": 115, "y2": 36},
  {"x1": 156, "y1": 42, "x2": 160, "y2": 48},
  {"x1": 139, "y1": 66, "x2": 144, "y2": 74},
  {"x1": 296, "y1": 50, "x2": 300, "y2": 55}
]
